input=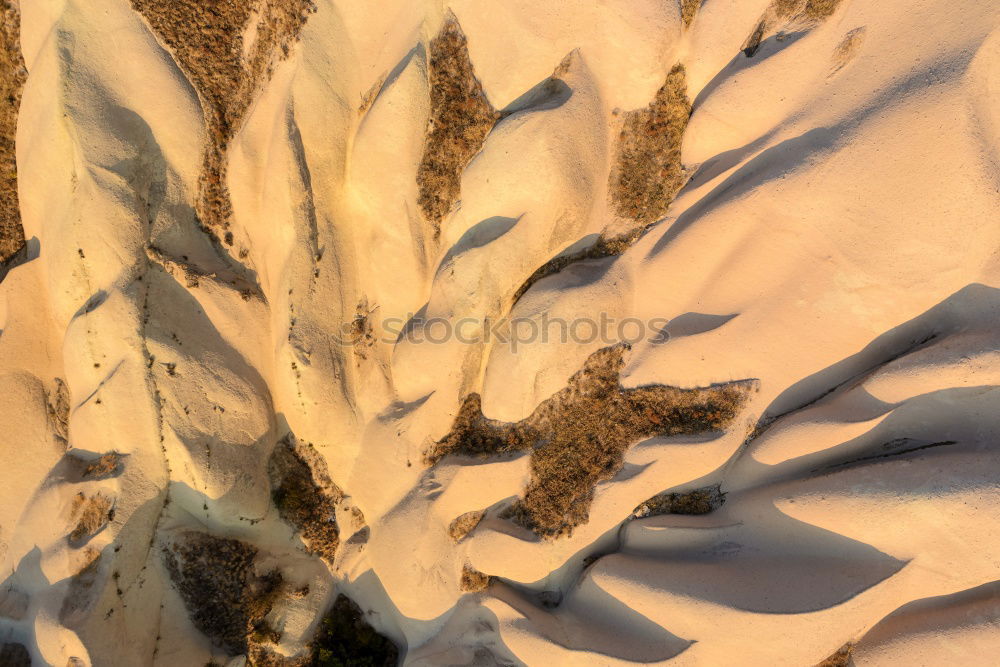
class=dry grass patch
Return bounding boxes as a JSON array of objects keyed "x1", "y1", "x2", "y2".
[
  {"x1": 680, "y1": 0, "x2": 701, "y2": 27},
  {"x1": 830, "y1": 27, "x2": 865, "y2": 74},
  {"x1": 610, "y1": 64, "x2": 691, "y2": 224},
  {"x1": 747, "y1": 0, "x2": 846, "y2": 55},
  {"x1": 311, "y1": 594, "x2": 399, "y2": 666},
  {"x1": 416, "y1": 15, "x2": 500, "y2": 233},
  {"x1": 448, "y1": 510, "x2": 485, "y2": 543},
  {"x1": 632, "y1": 484, "x2": 725, "y2": 519},
  {"x1": 815, "y1": 642, "x2": 854, "y2": 667},
  {"x1": 460, "y1": 564, "x2": 491, "y2": 592},
  {"x1": 163, "y1": 532, "x2": 284, "y2": 656},
  {"x1": 773, "y1": 0, "x2": 844, "y2": 21},
  {"x1": 83, "y1": 452, "x2": 125, "y2": 479},
  {"x1": 268, "y1": 435, "x2": 342, "y2": 564},
  {"x1": 46, "y1": 378, "x2": 70, "y2": 446},
  {"x1": 512, "y1": 225, "x2": 650, "y2": 304},
  {"x1": 428, "y1": 344, "x2": 755, "y2": 538},
  {"x1": 68, "y1": 493, "x2": 114, "y2": 546},
  {"x1": 130, "y1": 0, "x2": 315, "y2": 238},
  {"x1": 803, "y1": 0, "x2": 844, "y2": 20},
  {"x1": 0, "y1": 0, "x2": 25, "y2": 265}
]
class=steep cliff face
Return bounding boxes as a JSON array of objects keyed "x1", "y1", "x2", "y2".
[{"x1": 1, "y1": 0, "x2": 1000, "y2": 665}]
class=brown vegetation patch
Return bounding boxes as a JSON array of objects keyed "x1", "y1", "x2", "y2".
[
  {"x1": 448, "y1": 510, "x2": 485, "y2": 543},
  {"x1": 460, "y1": 565, "x2": 491, "y2": 592},
  {"x1": 803, "y1": 0, "x2": 844, "y2": 21},
  {"x1": 428, "y1": 344, "x2": 755, "y2": 538},
  {"x1": 631, "y1": 484, "x2": 725, "y2": 519},
  {"x1": 815, "y1": 642, "x2": 854, "y2": 667},
  {"x1": 680, "y1": 0, "x2": 701, "y2": 27},
  {"x1": 609, "y1": 64, "x2": 691, "y2": 224},
  {"x1": 68, "y1": 493, "x2": 114, "y2": 546},
  {"x1": 83, "y1": 452, "x2": 125, "y2": 479},
  {"x1": 0, "y1": 0, "x2": 25, "y2": 266},
  {"x1": 772, "y1": 0, "x2": 844, "y2": 20},
  {"x1": 130, "y1": 0, "x2": 316, "y2": 237},
  {"x1": 512, "y1": 225, "x2": 650, "y2": 304},
  {"x1": 163, "y1": 532, "x2": 283, "y2": 656},
  {"x1": 310, "y1": 594, "x2": 399, "y2": 666},
  {"x1": 0, "y1": 642, "x2": 30, "y2": 667},
  {"x1": 269, "y1": 435, "x2": 342, "y2": 563},
  {"x1": 46, "y1": 378, "x2": 71, "y2": 446},
  {"x1": 61, "y1": 451, "x2": 125, "y2": 483},
  {"x1": 416, "y1": 15, "x2": 500, "y2": 232},
  {"x1": 746, "y1": 0, "x2": 846, "y2": 55},
  {"x1": 830, "y1": 27, "x2": 865, "y2": 75}
]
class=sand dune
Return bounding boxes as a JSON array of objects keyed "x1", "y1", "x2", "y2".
[{"x1": 0, "y1": 0, "x2": 998, "y2": 664}]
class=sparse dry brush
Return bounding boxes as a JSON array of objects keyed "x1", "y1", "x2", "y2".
[
  {"x1": 510, "y1": 62, "x2": 692, "y2": 299},
  {"x1": 428, "y1": 344, "x2": 755, "y2": 538},
  {"x1": 130, "y1": 0, "x2": 315, "y2": 239},
  {"x1": 680, "y1": 0, "x2": 701, "y2": 27},
  {"x1": 632, "y1": 484, "x2": 726, "y2": 518},
  {"x1": 815, "y1": 642, "x2": 854, "y2": 667},
  {"x1": 512, "y1": 225, "x2": 651, "y2": 304},
  {"x1": 310, "y1": 594, "x2": 399, "y2": 666},
  {"x1": 268, "y1": 435, "x2": 342, "y2": 563},
  {"x1": 610, "y1": 64, "x2": 691, "y2": 224},
  {"x1": 163, "y1": 532, "x2": 284, "y2": 656},
  {"x1": 747, "y1": 0, "x2": 847, "y2": 55},
  {"x1": 68, "y1": 492, "x2": 114, "y2": 545},
  {"x1": 46, "y1": 378, "x2": 71, "y2": 446},
  {"x1": 83, "y1": 452, "x2": 125, "y2": 479},
  {"x1": 417, "y1": 16, "x2": 499, "y2": 233},
  {"x1": 448, "y1": 510, "x2": 485, "y2": 543},
  {"x1": 459, "y1": 564, "x2": 491, "y2": 592},
  {"x1": 0, "y1": 0, "x2": 25, "y2": 265}
]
